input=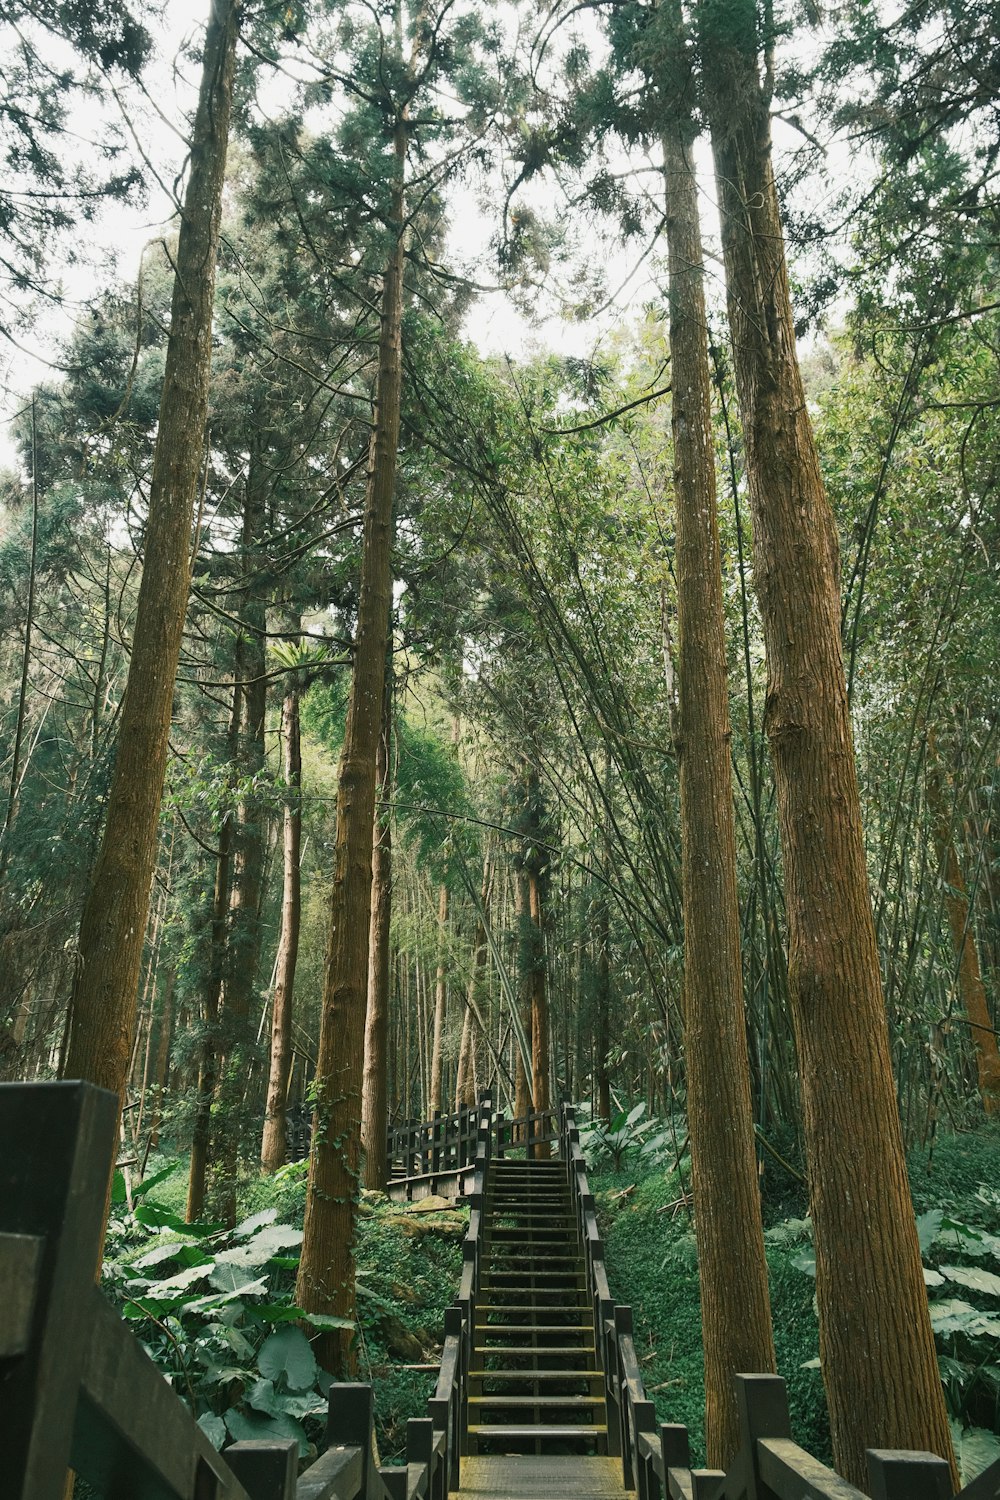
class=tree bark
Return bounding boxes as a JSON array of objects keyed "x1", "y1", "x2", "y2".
[
  {"x1": 65, "y1": 0, "x2": 240, "y2": 1128},
  {"x1": 262, "y1": 673, "x2": 304, "y2": 1172},
  {"x1": 456, "y1": 860, "x2": 491, "y2": 1110},
  {"x1": 528, "y1": 858, "x2": 550, "y2": 1159},
  {"x1": 295, "y1": 123, "x2": 406, "y2": 1376},
  {"x1": 593, "y1": 889, "x2": 612, "y2": 1124},
  {"x1": 187, "y1": 803, "x2": 235, "y2": 1222},
  {"x1": 662, "y1": 50, "x2": 776, "y2": 1464},
  {"x1": 513, "y1": 867, "x2": 533, "y2": 1135},
  {"x1": 699, "y1": 6, "x2": 957, "y2": 1483},
  {"x1": 148, "y1": 965, "x2": 176, "y2": 1149},
  {"x1": 428, "y1": 882, "x2": 449, "y2": 1116},
  {"x1": 361, "y1": 675, "x2": 394, "y2": 1191},
  {"x1": 927, "y1": 742, "x2": 1000, "y2": 1114},
  {"x1": 212, "y1": 477, "x2": 269, "y2": 1223}
]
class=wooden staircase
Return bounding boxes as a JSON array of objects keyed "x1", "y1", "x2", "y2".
[{"x1": 468, "y1": 1156, "x2": 609, "y2": 1456}]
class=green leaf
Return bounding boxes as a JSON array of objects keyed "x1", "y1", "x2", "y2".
[
  {"x1": 940, "y1": 1265, "x2": 1000, "y2": 1297},
  {"x1": 208, "y1": 1264, "x2": 270, "y2": 1296},
  {"x1": 134, "y1": 1162, "x2": 181, "y2": 1200},
  {"x1": 950, "y1": 1420, "x2": 1000, "y2": 1484},
  {"x1": 111, "y1": 1170, "x2": 127, "y2": 1204},
  {"x1": 223, "y1": 1406, "x2": 309, "y2": 1457},
  {"x1": 135, "y1": 1203, "x2": 221, "y2": 1237},
  {"x1": 214, "y1": 1225, "x2": 304, "y2": 1269},
  {"x1": 929, "y1": 1298, "x2": 1000, "y2": 1338},
  {"x1": 258, "y1": 1325, "x2": 317, "y2": 1391},
  {"x1": 297, "y1": 1310, "x2": 356, "y2": 1331},
  {"x1": 800, "y1": 1356, "x2": 821, "y2": 1370},
  {"x1": 923, "y1": 1268, "x2": 946, "y2": 1287},
  {"x1": 791, "y1": 1250, "x2": 816, "y2": 1278},
  {"x1": 916, "y1": 1209, "x2": 943, "y2": 1254},
  {"x1": 134, "y1": 1239, "x2": 210, "y2": 1272},
  {"x1": 143, "y1": 1263, "x2": 212, "y2": 1298},
  {"x1": 233, "y1": 1208, "x2": 279, "y2": 1239},
  {"x1": 198, "y1": 1413, "x2": 228, "y2": 1450},
  {"x1": 247, "y1": 1376, "x2": 282, "y2": 1416}
]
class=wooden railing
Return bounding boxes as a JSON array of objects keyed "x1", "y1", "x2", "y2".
[
  {"x1": 495, "y1": 1106, "x2": 559, "y2": 1160},
  {"x1": 559, "y1": 1102, "x2": 1000, "y2": 1500},
  {"x1": 0, "y1": 1082, "x2": 492, "y2": 1500},
  {"x1": 386, "y1": 1103, "x2": 482, "y2": 1199}
]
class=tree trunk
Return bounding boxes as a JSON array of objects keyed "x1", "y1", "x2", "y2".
[
  {"x1": 700, "y1": 6, "x2": 957, "y2": 1483},
  {"x1": 513, "y1": 867, "x2": 533, "y2": 1135},
  {"x1": 927, "y1": 742, "x2": 1000, "y2": 1114},
  {"x1": 262, "y1": 674, "x2": 304, "y2": 1171},
  {"x1": 65, "y1": 0, "x2": 240, "y2": 1133},
  {"x1": 457, "y1": 860, "x2": 491, "y2": 1110},
  {"x1": 187, "y1": 805, "x2": 235, "y2": 1222},
  {"x1": 148, "y1": 965, "x2": 176, "y2": 1149},
  {"x1": 212, "y1": 478, "x2": 269, "y2": 1223},
  {"x1": 594, "y1": 888, "x2": 612, "y2": 1124},
  {"x1": 662, "y1": 49, "x2": 776, "y2": 1464},
  {"x1": 361, "y1": 675, "x2": 394, "y2": 1191},
  {"x1": 428, "y1": 883, "x2": 449, "y2": 1116},
  {"x1": 528, "y1": 858, "x2": 550, "y2": 1160},
  {"x1": 295, "y1": 124, "x2": 406, "y2": 1377}
]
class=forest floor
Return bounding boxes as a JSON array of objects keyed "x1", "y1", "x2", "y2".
[{"x1": 593, "y1": 1119, "x2": 1000, "y2": 1478}]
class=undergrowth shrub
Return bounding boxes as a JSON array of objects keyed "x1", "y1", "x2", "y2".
[
  {"x1": 103, "y1": 1157, "x2": 464, "y2": 1463},
  {"x1": 592, "y1": 1118, "x2": 1000, "y2": 1479}
]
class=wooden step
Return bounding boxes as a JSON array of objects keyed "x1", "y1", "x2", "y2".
[
  {"x1": 467, "y1": 1392, "x2": 602, "y2": 1404},
  {"x1": 476, "y1": 1326, "x2": 593, "y2": 1338},
  {"x1": 482, "y1": 1272, "x2": 585, "y2": 1282},
  {"x1": 474, "y1": 1345, "x2": 598, "y2": 1358},
  {"x1": 466, "y1": 1424, "x2": 608, "y2": 1441},
  {"x1": 470, "y1": 1372, "x2": 605, "y2": 1388},
  {"x1": 479, "y1": 1290, "x2": 591, "y2": 1302}
]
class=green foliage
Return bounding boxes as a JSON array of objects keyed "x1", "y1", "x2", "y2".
[
  {"x1": 577, "y1": 1102, "x2": 679, "y2": 1172},
  {"x1": 594, "y1": 1163, "x2": 832, "y2": 1467},
  {"x1": 102, "y1": 1157, "x2": 464, "y2": 1463}
]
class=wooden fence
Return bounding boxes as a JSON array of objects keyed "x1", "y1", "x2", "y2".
[{"x1": 386, "y1": 1103, "x2": 481, "y2": 1199}]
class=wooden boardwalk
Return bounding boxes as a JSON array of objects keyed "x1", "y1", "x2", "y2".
[{"x1": 455, "y1": 1456, "x2": 632, "y2": 1500}]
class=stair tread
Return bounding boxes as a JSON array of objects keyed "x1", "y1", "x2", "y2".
[
  {"x1": 467, "y1": 1425, "x2": 608, "y2": 1438},
  {"x1": 475, "y1": 1346, "x2": 598, "y2": 1355},
  {"x1": 469, "y1": 1395, "x2": 606, "y2": 1407},
  {"x1": 475, "y1": 1322, "x2": 595, "y2": 1331},
  {"x1": 471, "y1": 1369, "x2": 603, "y2": 1379},
  {"x1": 483, "y1": 1271, "x2": 585, "y2": 1279}
]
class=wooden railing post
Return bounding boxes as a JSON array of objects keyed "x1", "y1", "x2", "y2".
[
  {"x1": 632, "y1": 1398, "x2": 658, "y2": 1500},
  {"x1": 325, "y1": 1382, "x2": 378, "y2": 1500},
  {"x1": 867, "y1": 1450, "x2": 953, "y2": 1500},
  {"x1": 224, "y1": 1439, "x2": 297, "y2": 1500},
  {"x1": 407, "y1": 1417, "x2": 434, "y2": 1492},
  {"x1": 732, "y1": 1373, "x2": 791, "y2": 1500},
  {"x1": 1, "y1": 1081, "x2": 118, "y2": 1500}
]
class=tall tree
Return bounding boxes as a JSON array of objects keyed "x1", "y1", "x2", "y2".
[
  {"x1": 361, "y1": 670, "x2": 395, "y2": 1191},
  {"x1": 294, "y1": 107, "x2": 406, "y2": 1374},
  {"x1": 662, "y1": 0, "x2": 776, "y2": 1465},
  {"x1": 698, "y1": 0, "x2": 957, "y2": 1482},
  {"x1": 262, "y1": 639, "x2": 306, "y2": 1172},
  {"x1": 65, "y1": 0, "x2": 240, "y2": 1128}
]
